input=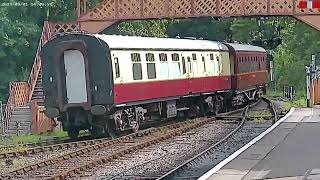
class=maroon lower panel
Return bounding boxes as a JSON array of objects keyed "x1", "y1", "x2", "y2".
[
  {"x1": 232, "y1": 71, "x2": 268, "y2": 90},
  {"x1": 114, "y1": 76, "x2": 231, "y2": 104}
]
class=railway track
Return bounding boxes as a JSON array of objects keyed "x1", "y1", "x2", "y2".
[
  {"x1": 156, "y1": 97, "x2": 277, "y2": 179},
  {"x1": 0, "y1": 118, "x2": 212, "y2": 179},
  {"x1": 67, "y1": 98, "x2": 277, "y2": 179},
  {"x1": 0, "y1": 97, "x2": 280, "y2": 179}
]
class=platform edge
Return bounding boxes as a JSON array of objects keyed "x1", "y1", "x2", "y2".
[{"x1": 198, "y1": 107, "x2": 295, "y2": 180}]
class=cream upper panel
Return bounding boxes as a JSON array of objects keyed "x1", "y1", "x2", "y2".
[{"x1": 110, "y1": 50, "x2": 231, "y2": 84}]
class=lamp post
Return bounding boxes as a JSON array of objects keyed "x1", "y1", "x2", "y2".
[{"x1": 306, "y1": 66, "x2": 311, "y2": 108}]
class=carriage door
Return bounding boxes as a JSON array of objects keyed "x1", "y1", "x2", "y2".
[
  {"x1": 181, "y1": 56, "x2": 188, "y2": 78},
  {"x1": 192, "y1": 54, "x2": 198, "y2": 77},
  {"x1": 64, "y1": 50, "x2": 88, "y2": 103},
  {"x1": 187, "y1": 57, "x2": 193, "y2": 78}
]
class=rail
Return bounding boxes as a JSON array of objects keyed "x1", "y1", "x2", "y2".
[
  {"x1": 261, "y1": 96, "x2": 278, "y2": 124},
  {"x1": 157, "y1": 98, "x2": 278, "y2": 179},
  {"x1": 157, "y1": 105, "x2": 250, "y2": 179},
  {"x1": 0, "y1": 118, "x2": 211, "y2": 179}
]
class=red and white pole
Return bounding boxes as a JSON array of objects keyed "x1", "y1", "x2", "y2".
[{"x1": 298, "y1": 0, "x2": 320, "y2": 9}]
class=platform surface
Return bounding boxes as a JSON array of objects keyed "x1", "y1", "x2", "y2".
[{"x1": 204, "y1": 108, "x2": 320, "y2": 180}]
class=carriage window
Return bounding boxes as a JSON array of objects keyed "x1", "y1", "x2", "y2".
[
  {"x1": 192, "y1": 53, "x2": 197, "y2": 61},
  {"x1": 147, "y1": 63, "x2": 156, "y2": 79},
  {"x1": 131, "y1": 53, "x2": 142, "y2": 80},
  {"x1": 114, "y1": 57, "x2": 120, "y2": 78},
  {"x1": 172, "y1": 53, "x2": 181, "y2": 78},
  {"x1": 202, "y1": 57, "x2": 206, "y2": 72},
  {"x1": 210, "y1": 54, "x2": 214, "y2": 60},
  {"x1": 131, "y1": 53, "x2": 141, "y2": 62},
  {"x1": 160, "y1": 53, "x2": 169, "y2": 79},
  {"x1": 146, "y1": 53, "x2": 155, "y2": 62},
  {"x1": 172, "y1": 53, "x2": 179, "y2": 61},
  {"x1": 182, "y1": 57, "x2": 186, "y2": 74},
  {"x1": 146, "y1": 53, "x2": 156, "y2": 79},
  {"x1": 132, "y1": 63, "x2": 142, "y2": 80},
  {"x1": 159, "y1": 53, "x2": 168, "y2": 62}
]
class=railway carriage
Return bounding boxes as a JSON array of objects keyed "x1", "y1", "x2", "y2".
[
  {"x1": 41, "y1": 33, "x2": 268, "y2": 138},
  {"x1": 226, "y1": 43, "x2": 268, "y2": 106}
]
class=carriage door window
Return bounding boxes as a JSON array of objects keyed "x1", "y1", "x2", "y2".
[
  {"x1": 114, "y1": 57, "x2": 120, "y2": 78},
  {"x1": 64, "y1": 50, "x2": 88, "y2": 103},
  {"x1": 192, "y1": 53, "x2": 198, "y2": 76},
  {"x1": 258, "y1": 57, "x2": 261, "y2": 70},
  {"x1": 182, "y1": 57, "x2": 187, "y2": 74},
  {"x1": 146, "y1": 53, "x2": 156, "y2": 79},
  {"x1": 210, "y1": 54, "x2": 215, "y2": 75},
  {"x1": 216, "y1": 56, "x2": 221, "y2": 75},
  {"x1": 187, "y1": 57, "x2": 192, "y2": 74},
  {"x1": 202, "y1": 56, "x2": 206, "y2": 73},
  {"x1": 131, "y1": 53, "x2": 142, "y2": 80},
  {"x1": 171, "y1": 53, "x2": 181, "y2": 78}
]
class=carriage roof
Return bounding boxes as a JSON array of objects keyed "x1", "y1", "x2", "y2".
[{"x1": 94, "y1": 34, "x2": 229, "y2": 51}]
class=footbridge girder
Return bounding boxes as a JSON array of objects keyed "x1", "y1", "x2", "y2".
[{"x1": 76, "y1": 0, "x2": 320, "y2": 32}]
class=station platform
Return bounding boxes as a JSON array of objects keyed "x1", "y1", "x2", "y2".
[{"x1": 199, "y1": 108, "x2": 320, "y2": 180}]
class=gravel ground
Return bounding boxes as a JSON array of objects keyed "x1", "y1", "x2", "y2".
[
  {"x1": 0, "y1": 98, "x2": 286, "y2": 179},
  {"x1": 0, "y1": 147, "x2": 87, "y2": 174},
  {"x1": 165, "y1": 120, "x2": 273, "y2": 179},
  {"x1": 79, "y1": 121, "x2": 237, "y2": 179},
  {"x1": 78, "y1": 99, "x2": 278, "y2": 180}
]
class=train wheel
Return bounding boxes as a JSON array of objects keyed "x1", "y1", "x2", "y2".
[
  {"x1": 104, "y1": 120, "x2": 116, "y2": 139},
  {"x1": 189, "y1": 105, "x2": 201, "y2": 118},
  {"x1": 90, "y1": 126, "x2": 104, "y2": 138},
  {"x1": 131, "y1": 121, "x2": 140, "y2": 133},
  {"x1": 67, "y1": 128, "x2": 79, "y2": 139}
]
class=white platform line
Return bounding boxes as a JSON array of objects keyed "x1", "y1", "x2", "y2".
[{"x1": 198, "y1": 107, "x2": 295, "y2": 180}]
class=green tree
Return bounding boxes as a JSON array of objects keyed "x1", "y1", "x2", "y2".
[
  {"x1": 116, "y1": 20, "x2": 174, "y2": 37},
  {"x1": 274, "y1": 17, "x2": 320, "y2": 92}
]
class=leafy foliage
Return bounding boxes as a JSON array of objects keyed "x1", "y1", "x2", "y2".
[{"x1": 0, "y1": 2, "x2": 44, "y2": 101}]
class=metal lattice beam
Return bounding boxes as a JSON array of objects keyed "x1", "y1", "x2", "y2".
[
  {"x1": 78, "y1": 0, "x2": 320, "y2": 21},
  {"x1": 76, "y1": 0, "x2": 320, "y2": 32}
]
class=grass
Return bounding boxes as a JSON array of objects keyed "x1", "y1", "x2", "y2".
[
  {"x1": 266, "y1": 90, "x2": 283, "y2": 97},
  {"x1": 248, "y1": 110, "x2": 272, "y2": 117},
  {"x1": 248, "y1": 110, "x2": 272, "y2": 123},
  {"x1": 266, "y1": 89, "x2": 307, "y2": 109},
  {"x1": 0, "y1": 128, "x2": 68, "y2": 147},
  {"x1": 283, "y1": 98, "x2": 307, "y2": 109},
  {"x1": 0, "y1": 128, "x2": 92, "y2": 154}
]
